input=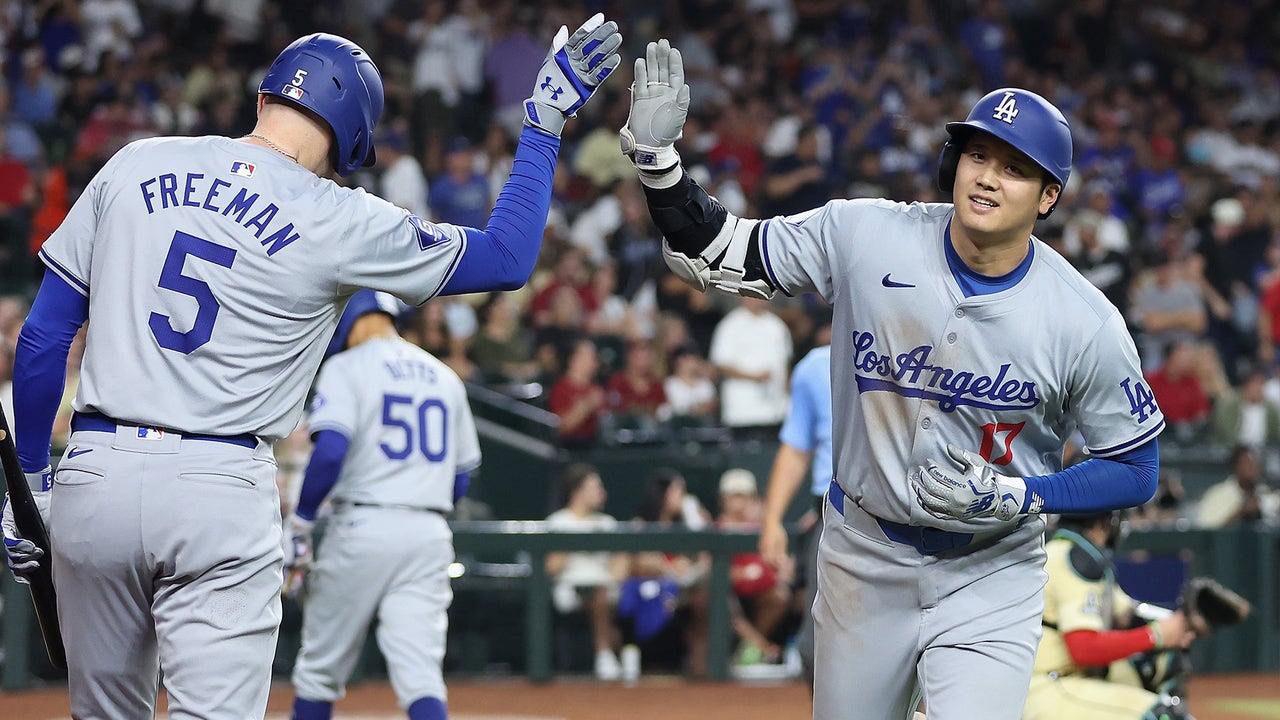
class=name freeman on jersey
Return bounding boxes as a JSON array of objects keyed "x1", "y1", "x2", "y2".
[
  {"x1": 850, "y1": 329, "x2": 1040, "y2": 413},
  {"x1": 138, "y1": 172, "x2": 302, "y2": 256}
]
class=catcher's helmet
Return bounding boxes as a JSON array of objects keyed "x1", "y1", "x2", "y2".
[
  {"x1": 325, "y1": 290, "x2": 400, "y2": 357},
  {"x1": 259, "y1": 33, "x2": 384, "y2": 176},
  {"x1": 937, "y1": 88, "x2": 1072, "y2": 218}
]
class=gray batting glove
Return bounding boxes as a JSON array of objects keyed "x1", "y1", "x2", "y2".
[
  {"x1": 281, "y1": 512, "x2": 315, "y2": 600},
  {"x1": 523, "y1": 13, "x2": 623, "y2": 137},
  {"x1": 619, "y1": 39, "x2": 691, "y2": 174},
  {"x1": 912, "y1": 444, "x2": 1042, "y2": 522}
]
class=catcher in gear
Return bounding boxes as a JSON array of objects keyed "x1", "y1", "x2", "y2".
[{"x1": 1024, "y1": 510, "x2": 1250, "y2": 720}]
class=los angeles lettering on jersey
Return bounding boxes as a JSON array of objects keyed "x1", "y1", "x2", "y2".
[
  {"x1": 138, "y1": 173, "x2": 302, "y2": 256},
  {"x1": 850, "y1": 330, "x2": 1039, "y2": 412}
]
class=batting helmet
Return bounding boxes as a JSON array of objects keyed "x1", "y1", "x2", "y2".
[
  {"x1": 259, "y1": 33, "x2": 384, "y2": 177},
  {"x1": 936, "y1": 88, "x2": 1072, "y2": 218},
  {"x1": 325, "y1": 290, "x2": 400, "y2": 357}
]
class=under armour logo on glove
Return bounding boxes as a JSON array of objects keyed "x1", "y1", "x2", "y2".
[{"x1": 540, "y1": 77, "x2": 563, "y2": 100}]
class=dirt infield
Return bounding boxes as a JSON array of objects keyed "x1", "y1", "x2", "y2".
[{"x1": 2, "y1": 673, "x2": 1278, "y2": 719}]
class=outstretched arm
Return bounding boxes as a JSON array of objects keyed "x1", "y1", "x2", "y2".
[{"x1": 620, "y1": 40, "x2": 775, "y2": 300}]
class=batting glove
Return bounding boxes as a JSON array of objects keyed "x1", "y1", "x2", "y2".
[
  {"x1": 523, "y1": 13, "x2": 623, "y2": 137},
  {"x1": 3, "y1": 468, "x2": 52, "y2": 583},
  {"x1": 619, "y1": 39, "x2": 691, "y2": 175},
  {"x1": 912, "y1": 444, "x2": 1043, "y2": 522},
  {"x1": 281, "y1": 512, "x2": 315, "y2": 600}
]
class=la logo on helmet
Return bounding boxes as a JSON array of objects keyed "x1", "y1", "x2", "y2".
[{"x1": 992, "y1": 92, "x2": 1020, "y2": 124}]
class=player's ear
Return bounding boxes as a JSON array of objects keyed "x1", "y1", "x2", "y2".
[
  {"x1": 1038, "y1": 181, "x2": 1061, "y2": 217},
  {"x1": 256, "y1": 94, "x2": 267, "y2": 115}
]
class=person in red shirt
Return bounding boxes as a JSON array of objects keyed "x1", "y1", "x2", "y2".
[
  {"x1": 531, "y1": 247, "x2": 599, "y2": 327},
  {"x1": 548, "y1": 337, "x2": 606, "y2": 449},
  {"x1": 606, "y1": 339, "x2": 667, "y2": 425},
  {"x1": 1143, "y1": 339, "x2": 1211, "y2": 440}
]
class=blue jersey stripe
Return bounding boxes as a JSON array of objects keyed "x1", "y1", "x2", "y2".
[{"x1": 38, "y1": 249, "x2": 89, "y2": 295}]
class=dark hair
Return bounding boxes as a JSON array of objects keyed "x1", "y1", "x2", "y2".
[
  {"x1": 561, "y1": 462, "x2": 599, "y2": 505},
  {"x1": 637, "y1": 467, "x2": 683, "y2": 521}
]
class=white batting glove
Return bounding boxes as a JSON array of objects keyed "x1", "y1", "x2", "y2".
[
  {"x1": 619, "y1": 39, "x2": 691, "y2": 175},
  {"x1": 281, "y1": 512, "x2": 314, "y2": 600},
  {"x1": 912, "y1": 445, "x2": 1043, "y2": 522},
  {"x1": 523, "y1": 13, "x2": 623, "y2": 137},
  {"x1": 3, "y1": 467, "x2": 52, "y2": 584}
]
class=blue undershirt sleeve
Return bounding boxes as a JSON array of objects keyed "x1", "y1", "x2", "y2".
[
  {"x1": 14, "y1": 269, "x2": 89, "y2": 472},
  {"x1": 295, "y1": 429, "x2": 351, "y2": 522},
  {"x1": 453, "y1": 471, "x2": 471, "y2": 505},
  {"x1": 1023, "y1": 438, "x2": 1159, "y2": 514},
  {"x1": 439, "y1": 126, "x2": 559, "y2": 295}
]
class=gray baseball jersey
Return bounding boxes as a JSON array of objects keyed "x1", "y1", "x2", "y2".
[
  {"x1": 40, "y1": 136, "x2": 469, "y2": 440},
  {"x1": 759, "y1": 198, "x2": 1164, "y2": 534},
  {"x1": 292, "y1": 337, "x2": 479, "y2": 707},
  {"x1": 306, "y1": 336, "x2": 481, "y2": 510},
  {"x1": 755, "y1": 197, "x2": 1163, "y2": 720}
]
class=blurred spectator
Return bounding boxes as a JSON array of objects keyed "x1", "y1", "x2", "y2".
[
  {"x1": 1129, "y1": 136, "x2": 1184, "y2": 229},
  {"x1": 621, "y1": 468, "x2": 712, "y2": 677},
  {"x1": 605, "y1": 339, "x2": 666, "y2": 428},
  {"x1": 709, "y1": 297, "x2": 792, "y2": 438},
  {"x1": 1064, "y1": 209, "x2": 1131, "y2": 315},
  {"x1": 1129, "y1": 250, "x2": 1208, "y2": 370},
  {"x1": 760, "y1": 123, "x2": 834, "y2": 218},
  {"x1": 149, "y1": 77, "x2": 200, "y2": 136},
  {"x1": 482, "y1": 3, "x2": 545, "y2": 139},
  {"x1": 716, "y1": 468, "x2": 794, "y2": 671},
  {"x1": 469, "y1": 293, "x2": 538, "y2": 384},
  {"x1": 545, "y1": 463, "x2": 629, "y2": 680},
  {"x1": 80, "y1": 0, "x2": 142, "y2": 72},
  {"x1": 1211, "y1": 364, "x2": 1280, "y2": 451},
  {"x1": 531, "y1": 247, "x2": 597, "y2": 329},
  {"x1": 377, "y1": 119, "x2": 430, "y2": 218},
  {"x1": 533, "y1": 285, "x2": 587, "y2": 376},
  {"x1": 1144, "y1": 340, "x2": 1212, "y2": 443},
  {"x1": 429, "y1": 137, "x2": 490, "y2": 228},
  {"x1": 1195, "y1": 194, "x2": 1271, "y2": 378},
  {"x1": 13, "y1": 47, "x2": 60, "y2": 128},
  {"x1": 1130, "y1": 468, "x2": 1187, "y2": 530},
  {"x1": 1196, "y1": 445, "x2": 1280, "y2": 528},
  {"x1": 0, "y1": 125, "x2": 37, "y2": 289},
  {"x1": 662, "y1": 344, "x2": 718, "y2": 425},
  {"x1": 548, "y1": 337, "x2": 605, "y2": 449},
  {"x1": 1258, "y1": 252, "x2": 1280, "y2": 369},
  {"x1": 1061, "y1": 183, "x2": 1129, "y2": 256},
  {"x1": 408, "y1": 0, "x2": 465, "y2": 173},
  {"x1": 0, "y1": 83, "x2": 45, "y2": 168},
  {"x1": 585, "y1": 260, "x2": 639, "y2": 341}
]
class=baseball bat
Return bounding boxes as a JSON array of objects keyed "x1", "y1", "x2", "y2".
[{"x1": 0, "y1": 403, "x2": 67, "y2": 670}]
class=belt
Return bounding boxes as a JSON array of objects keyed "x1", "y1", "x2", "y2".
[
  {"x1": 346, "y1": 501, "x2": 447, "y2": 517},
  {"x1": 827, "y1": 478, "x2": 974, "y2": 556},
  {"x1": 71, "y1": 412, "x2": 259, "y2": 449}
]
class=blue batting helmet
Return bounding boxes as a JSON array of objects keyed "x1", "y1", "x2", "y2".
[
  {"x1": 325, "y1": 290, "x2": 400, "y2": 357},
  {"x1": 259, "y1": 33, "x2": 384, "y2": 177},
  {"x1": 936, "y1": 88, "x2": 1073, "y2": 218}
]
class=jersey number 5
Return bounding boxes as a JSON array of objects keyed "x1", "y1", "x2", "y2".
[
  {"x1": 380, "y1": 394, "x2": 448, "y2": 462},
  {"x1": 149, "y1": 231, "x2": 237, "y2": 354}
]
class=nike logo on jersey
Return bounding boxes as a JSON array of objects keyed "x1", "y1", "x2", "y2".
[
  {"x1": 850, "y1": 330, "x2": 1040, "y2": 412},
  {"x1": 65, "y1": 447, "x2": 94, "y2": 459},
  {"x1": 881, "y1": 274, "x2": 915, "y2": 288}
]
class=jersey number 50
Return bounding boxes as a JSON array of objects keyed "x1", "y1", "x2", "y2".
[
  {"x1": 149, "y1": 231, "x2": 237, "y2": 354},
  {"x1": 380, "y1": 394, "x2": 448, "y2": 462}
]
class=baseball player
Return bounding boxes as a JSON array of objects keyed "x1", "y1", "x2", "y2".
[
  {"x1": 1025, "y1": 510, "x2": 1196, "y2": 720},
  {"x1": 758, "y1": 335, "x2": 832, "y2": 689},
  {"x1": 620, "y1": 40, "x2": 1164, "y2": 719},
  {"x1": 285, "y1": 291, "x2": 480, "y2": 720},
  {"x1": 0, "y1": 19, "x2": 621, "y2": 720}
]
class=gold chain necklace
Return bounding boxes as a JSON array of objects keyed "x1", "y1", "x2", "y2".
[{"x1": 245, "y1": 133, "x2": 298, "y2": 163}]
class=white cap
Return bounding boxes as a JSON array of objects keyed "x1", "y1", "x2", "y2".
[
  {"x1": 719, "y1": 468, "x2": 758, "y2": 496},
  {"x1": 1212, "y1": 197, "x2": 1245, "y2": 228}
]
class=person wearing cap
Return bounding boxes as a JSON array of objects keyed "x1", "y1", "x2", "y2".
[
  {"x1": 718, "y1": 468, "x2": 795, "y2": 670},
  {"x1": 378, "y1": 117, "x2": 430, "y2": 219}
]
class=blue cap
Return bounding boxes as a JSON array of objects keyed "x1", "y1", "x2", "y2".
[{"x1": 325, "y1": 290, "x2": 400, "y2": 357}]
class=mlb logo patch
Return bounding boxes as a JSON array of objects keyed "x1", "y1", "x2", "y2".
[
  {"x1": 137, "y1": 427, "x2": 165, "y2": 440},
  {"x1": 283, "y1": 85, "x2": 304, "y2": 100},
  {"x1": 231, "y1": 161, "x2": 255, "y2": 178}
]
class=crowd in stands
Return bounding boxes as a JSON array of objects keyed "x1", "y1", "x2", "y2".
[{"x1": 1, "y1": 0, "x2": 1280, "y2": 682}]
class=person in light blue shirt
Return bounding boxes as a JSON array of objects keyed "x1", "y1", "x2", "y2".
[{"x1": 759, "y1": 326, "x2": 831, "y2": 689}]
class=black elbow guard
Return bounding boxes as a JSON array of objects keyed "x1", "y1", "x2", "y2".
[{"x1": 641, "y1": 172, "x2": 729, "y2": 257}]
